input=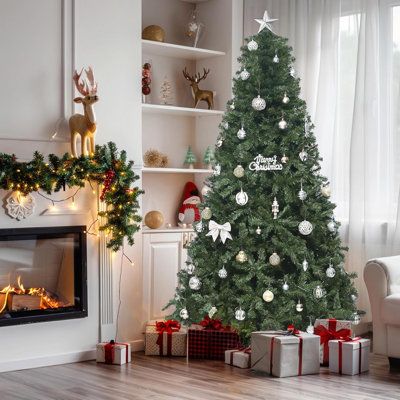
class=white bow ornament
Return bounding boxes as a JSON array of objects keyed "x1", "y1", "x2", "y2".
[{"x1": 206, "y1": 220, "x2": 233, "y2": 244}]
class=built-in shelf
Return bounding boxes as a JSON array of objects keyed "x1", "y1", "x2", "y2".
[
  {"x1": 142, "y1": 167, "x2": 212, "y2": 174},
  {"x1": 142, "y1": 39, "x2": 226, "y2": 60},
  {"x1": 142, "y1": 226, "x2": 194, "y2": 234},
  {"x1": 142, "y1": 103, "x2": 224, "y2": 117}
]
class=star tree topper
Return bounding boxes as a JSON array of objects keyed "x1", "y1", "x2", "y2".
[{"x1": 255, "y1": 10, "x2": 278, "y2": 33}]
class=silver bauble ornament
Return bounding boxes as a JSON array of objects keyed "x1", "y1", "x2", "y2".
[
  {"x1": 236, "y1": 250, "x2": 248, "y2": 263},
  {"x1": 290, "y1": 66, "x2": 296, "y2": 77},
  {"x1": 278, "y1": 118, "x2": 287, "y2": 130},
  {"x1": 233, "y1": 164, "x2": 245, "y2": 178},
  {"x1": 281, "y1": 154, "x2": 289, "y2": 164},
  {"x1": 327, "y1": 221, "x2": 336, "y2": 232},
  {"x1": 282, "y1": 282, "x2": 289, "y2": 291},
  {"x1": 352, "y1": 312, "x2": 361, "y2": 325},
  {"x1": 298, "y1": 189, "x2": 307, "y2": 201},
  {"x1": 262, "y1": 290, "x2": 274, "y2": 302},
  {"x1": 247, "y1": 40, "x2": 258, "y2": 51},
  {"x1": 216, "y1": 138, "x2": 223, "y2": 147},
  {"x1": 208, "y1": 306, "x2": 218, "y2": 318},
  {"x1": 326, "y1": 264, "x2": 336, "y2": 278},
  {"x1": 296, "y1": 301, "x2": 303, "y2": 312},
  {"x1": 313, "y1": 285, "x2": 326, "y2": 299},
  {"x1": 201, "y1": 207, "x2": 212, "y2": 220},
  {"x1": 235, "y1": 307, "x2": 246, "y2": 321},
  {"x1": 282, "y1": 92, "x2": 290, "y2": 104},
  {"x1": 306, "y1": 325, "x2": 314, "y2": 334},
  {"x1": 218, "y1": 266, "x2": 228, "y2": 279},
  {"x1": 237, "y1": 126, "x2": 246, "y2": 139},
  {"x1": 273, "y1": 53, "x2": 279, "y2": 63},
  {"x1": 187, "y1": 264, "x2": 195, "y2": 275},
  {"x1": 299, "y1": 149, "x2": 308, "y2": 161},
  {"x1": 222, "y1": 121, "x2": 229, "y2": 129},
  {"x1": 240, "y1": 68, "x2": 250, "y2": 80},
  {"x1": 235, "y1": 188, "x2": 248, "y2": 206},
  {"x1": 351, "y1": 293, "x2": 358, "y2": 302},
  {"x1": 213, "y1": 164, "x2": 221, "y2": 176},
  {"x1": 189, "y1": 276, "x2": 201, "y2": 290},
  {"x1": 321, "y1": 185, "x2": 331, "y2": 197},
  {"x1": 269, "y1": 252, "x2": 280, "y2": 266},
  {"x1": 299, "y1": 220, "x2": 313, "y2": 235},
  {"x1": 179, "y1": 308, "x2": 189, "y2": 320},
  {"x1": 201, "y1": 185, "x2": 211, "y2": 197},
  {"x1": 251, "y1": 95, "x2": 266, "y2": 111},
  {"x1": 195, "y1": 220, "x2": 203, "y2": 232},
  {"x1": 230, "y1": 102, "x2": 235, "y2": 110},
  {"x1": 302, "y1": 259, "x2": 309, "y2": 271},
  {"x1": 256, "y1": 226, "x2": 262, "y2": 235}
]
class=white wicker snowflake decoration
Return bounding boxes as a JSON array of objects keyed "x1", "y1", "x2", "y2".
[{"x1": 5, "y1": 192, "x2": 35, "y2": 220}]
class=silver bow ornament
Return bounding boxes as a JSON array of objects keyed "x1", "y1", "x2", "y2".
[{"x1": 206, "y1": 220, "x2": 233, "y2": 244}]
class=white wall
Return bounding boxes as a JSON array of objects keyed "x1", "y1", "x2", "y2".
[{"x1": 0, "y1": 0, "x2": 142, "y2": 371}]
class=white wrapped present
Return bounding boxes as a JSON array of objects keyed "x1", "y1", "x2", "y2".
[
  {"x1": 96, "y1": 341, "x2": 131, "y2": 365},
  {"x1": 251, "y1": 331, "x2": 320, "y2": 378},
  {"x1": 225, "y1": 348, "x2": 251, "y2": 369},
  {"x1": 329, "y1": 338, "x2": 370, "y2": 375}
]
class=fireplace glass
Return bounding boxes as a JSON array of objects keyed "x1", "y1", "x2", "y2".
[{"x1": 0, "y1": 226, "x2": 87, "y2": 326}]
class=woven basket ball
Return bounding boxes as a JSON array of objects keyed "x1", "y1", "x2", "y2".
[
  {"x1": 142, "y1": 25, "x2": 165, "y2": 42},
  {"x1": 145, "y1": 210, "x2": 164, "y2": 229}
]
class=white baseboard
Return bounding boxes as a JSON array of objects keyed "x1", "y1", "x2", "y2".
[
  {"x1": 0, "y1": 349, "x2": 96, "y2": 373},
  {"x1": 130, "y1": 339, "x2": 144, "y2": 352}
]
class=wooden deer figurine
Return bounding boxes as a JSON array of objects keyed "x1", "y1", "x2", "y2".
[
  {"x1": 183, "y1": 67, "x2": 214, "y2": 109},
  {"x1": 69, "y1": 67, "x2": 98, "y2": 157}
]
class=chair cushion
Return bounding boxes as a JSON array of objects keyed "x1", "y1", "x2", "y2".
[{"x1": 381, "y1": 294, "x2": 400, "y2": 325}]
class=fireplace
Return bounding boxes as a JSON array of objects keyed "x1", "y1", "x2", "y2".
[{"x1": 0, "y1": 226, "x2": 87, "y2": 326}]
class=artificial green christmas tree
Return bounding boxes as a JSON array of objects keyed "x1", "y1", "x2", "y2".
[{"x1": 167, "y1": 12, "x2": 358, "y2": 340}]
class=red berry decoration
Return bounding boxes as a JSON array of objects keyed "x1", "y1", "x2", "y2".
[
  {"x1": 100, "y1": 169, "x2": 116, "y2": 201},
  {"x1": 142, "y1": 86, "x2": 151, "y2": 95},
  {"x1": 142, "y1": 63, "x2": 152, "y2": 96}
]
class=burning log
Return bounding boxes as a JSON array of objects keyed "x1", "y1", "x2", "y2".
[
  {"x1": 7, "y1": 294, "x2": 41, "y2": 311},
  {"x1": 0, "y1": 293, "x2": 7, "y2": 314}
]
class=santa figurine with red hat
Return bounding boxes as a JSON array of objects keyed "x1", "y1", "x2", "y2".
[{"x1": 178, "y1": 181, "x2": 201, "y2": 226}]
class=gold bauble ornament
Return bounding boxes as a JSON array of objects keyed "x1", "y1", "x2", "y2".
[
  {"x1": 262, "y1": 290, "x2": 274, "y2": 302},
  {"x1": 144, "y1": 210, "x2": 164, "y2": 229},
  {"x1": 142, "y1": 25, "x2": 166, "y2": 42},
  {"x1": 236, "y1": 250, "x2": 248, "y2": 263},
  {"x1": 201, "y1": 207, "x2": 212, "y2": 220},
  {"x1": 269, "y1": 252, "x2": 280, "y2": 266},
  {"x1": 233, "y1": 165, "x2": 245, "y2": 178}
]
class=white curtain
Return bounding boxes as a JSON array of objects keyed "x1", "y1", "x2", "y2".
[{"x1": 244, "y1": 0, "x2": 400, "y2": 320}]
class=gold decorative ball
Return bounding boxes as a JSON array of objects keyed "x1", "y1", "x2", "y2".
[
  {"x1": 142, "y1": 25, "x2": 166, "y2": 42},
  {"x1": 144, "y1": 210, "x2": 164, "y2": 229},
  {"x1": 236, "y1": 250, "x2": 248, "y2": 263},
  {"x1": 262, "y1": 290, "x2": 274, "y2": 302}
]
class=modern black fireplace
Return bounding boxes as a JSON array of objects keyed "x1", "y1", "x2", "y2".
[{"x1": 0, "y1": 226, "x2": 87, "y2": 326}]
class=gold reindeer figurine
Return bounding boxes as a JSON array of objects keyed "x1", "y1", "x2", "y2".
[
  {"x1": 69, "y1": 67, "x2": 98, "y2": 157},
  {"x1": 183, "y1": 67, "x2": 214, "y2": 109}
]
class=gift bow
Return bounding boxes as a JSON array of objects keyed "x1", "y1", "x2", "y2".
[
  {"x1": 314, "y1": 324, "x2": 352, "y2": 345},
  {"x1": 200, "y1": 315, "x2": 224, "y2": 331},
  {"x1": 286, "y1": 324, "x2": 300, "y2": 335},
  {"x1": 156, "y1": 319, "x2": 181, "y2": 334},
  {"x1": 206, "y1": 220, "x2": 233, "y2": 244}
]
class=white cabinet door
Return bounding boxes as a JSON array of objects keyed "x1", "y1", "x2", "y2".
[{"x1": 143, "y1": 232, "x2": 187, "y2": 321}]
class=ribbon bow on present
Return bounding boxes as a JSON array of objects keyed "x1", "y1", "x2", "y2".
[
  {"x1": 206, "y1": 220, "x2": 233, "y2": 244},
  {"x1": 286, "y1": 324, "x2": 301, "y2": 335},
  {"x1": 155, "y1": 320, "x2": 181, "y2": 356},
  {"x1": 314, "y1": 323, "x2": 352, "y2": 365},
  {"x1": 200, "y1": 315, "x2": 224, "y2": 331}
]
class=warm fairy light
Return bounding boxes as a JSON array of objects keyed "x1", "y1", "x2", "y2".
[
  {"x1": 50, "y1": 201, "x2": 57, "y2": 212},
  {"x1": 92, "y1": 190, "x2": 96, "y2": 195},
  {"x1": 70, "y1": 196, "x2": 76, "y2": 210}
]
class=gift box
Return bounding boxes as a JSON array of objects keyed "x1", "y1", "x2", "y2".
[
  {"x1": 96, "y1": 340, "x2": 131, "y2": 365},
  {"x1": 329, "y1": 338, "x2": 370, "y2": 375},
  {"x1": 314, "y1": 318, "x2": 353, "y2": 365},
  {"x1": 188, "y1": 317, "x2": 240, "y2": 360},
  {"x1": 225, "y1": 347, "x2": 251, "y2": 368},
  {"x1": 251, "y1": 330, "x2": 320, "y2": 377},
  {"x1": 145, "y1": 319, "x2": 187, "y2": 356}
]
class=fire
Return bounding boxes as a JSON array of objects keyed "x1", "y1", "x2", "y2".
[{"x1": 0, "y1": 276, "x2": 64, "y2": 314}]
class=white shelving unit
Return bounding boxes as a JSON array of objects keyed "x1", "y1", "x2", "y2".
[
  {"x1": 142, "y1": 167, "x2": 212, "y2": 174},
  {"x1": 142, "y1": 103, "x2": 224, "y2": 117},
  {"x1": 142, "y1": 39, "x2": 226, "y2": 60}
]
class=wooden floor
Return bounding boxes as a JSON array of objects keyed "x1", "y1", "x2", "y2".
[{"x1": 0, "y1": 352, "x2": 399, "y2": 400}]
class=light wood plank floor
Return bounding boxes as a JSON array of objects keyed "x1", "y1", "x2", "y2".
[{"x1": 0, "y1": 352, "x2": 399, "y2": 400}]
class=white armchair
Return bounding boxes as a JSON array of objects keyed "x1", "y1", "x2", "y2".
[{"x1": 364, "y1": 256, "x2": 400, "y2": 369}]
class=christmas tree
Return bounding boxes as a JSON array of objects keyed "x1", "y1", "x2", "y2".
[
  {"x1": 167, "y1": 11, "x2": 358, "y2": 339},
  {"x1": 184, "y1": 146, "x2": 197, "y2": 168},
  {"x1": 203, "y1": 146, "x2": 214, "y2": 169}
]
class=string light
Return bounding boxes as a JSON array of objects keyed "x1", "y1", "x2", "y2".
[{"x1": 122, "y1": 253, "x2": 135, "y2": 266}]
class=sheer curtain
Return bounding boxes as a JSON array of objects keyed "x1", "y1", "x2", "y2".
[{"x1": 244, "y1": 0, "x2": 400, "y2": 320}]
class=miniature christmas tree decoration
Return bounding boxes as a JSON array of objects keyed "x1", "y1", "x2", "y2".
[
  {"x1": 184, "y1": 146, "x2": 197, "y2": 169},
  {"x1": 203, "y1": 146, "x2": 214, "y2": 169}
]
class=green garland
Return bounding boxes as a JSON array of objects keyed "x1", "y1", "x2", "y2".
[{"x1": 0, "y1": 142, "x2": 143, "y2": 251}]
